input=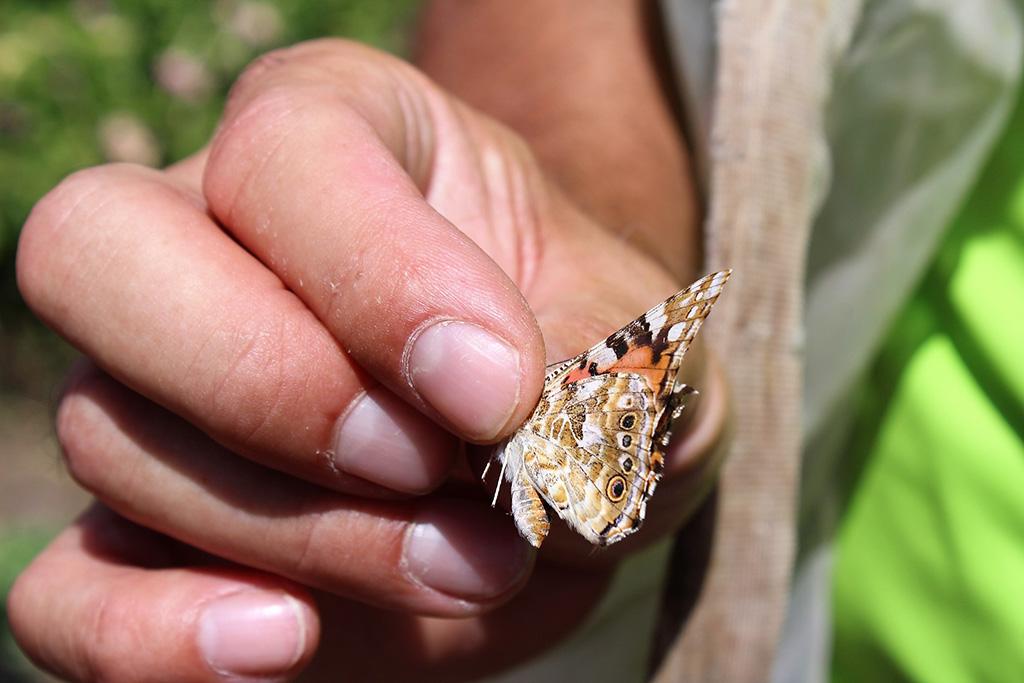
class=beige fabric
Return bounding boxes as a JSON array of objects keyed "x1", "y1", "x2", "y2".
[{"x1": 654, "y1": 2, "x2": 834, "y2": 680}]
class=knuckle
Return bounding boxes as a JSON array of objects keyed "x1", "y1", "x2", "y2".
[
  {"x1": 223, "y1": 38, "x2": 360, "y2": 118},
  {"x1": 7, "y1": 561, "x2": 107, "y2": 683},
  {"x1": 215, "y1": 80, "x2": 308, "y2": 154},
  {"x1": 16, "y1": 164, "x2": 155, "y2": 318},
  {"x1": 55, "y1": 374, "x2": 110, "y2": 493},
  {"x1": 24, "y1": 164, "x2": 136, "y2": 239},
  {"x1": 205, "y1": 82, "x2": 326, "y2": 220},
  {"x1": 6, "y1": 564, "x2": 41, "y2": 655},
  {"x1": 226, "y1": 38, "x2": 383, "y2": 113},
  {"x1": 17, "y1": 166, "x2": 114, "y2": 309},
  {"x1": 208, "y1": 39, "x2": 412, "y2": 220},
  {"x1": 8, "y1": 557, "x2": 134, "y2": 683},
  {"x1": 6, "y1": 553, "x2": 89, "y2": 683},
  {"x1": 6, "y1": 572, "x2": 81, "y2": 683},
  {"x1": 224, "y1": 46, "x2": 296, "y2": 114}
]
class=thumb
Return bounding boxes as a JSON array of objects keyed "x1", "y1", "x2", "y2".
[{"x1": 203, "y1": 40, "x2": 549, "y2": 444}]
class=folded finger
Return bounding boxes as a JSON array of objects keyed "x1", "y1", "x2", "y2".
[
  {"x1": 17, "y1": 163, "x2": 455, "y2": 495},
  {"x1": 56, "y1": 364, "x2": 534, "y2": 616}
]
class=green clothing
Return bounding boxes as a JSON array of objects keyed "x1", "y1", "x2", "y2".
[{"x1": 832, "y1": 56, "x2": 1024, "y2": 682}]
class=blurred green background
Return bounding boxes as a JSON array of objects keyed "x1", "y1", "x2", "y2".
[{"x1": 0, "y1": 1, "x2": 414, "y2": 679}]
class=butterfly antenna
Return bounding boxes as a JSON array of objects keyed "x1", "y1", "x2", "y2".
[
  {"x1": 481, "y1": 457, "x2": 493, "y2": 481},
  {"x1": 490, "y1": 458, "x2": 507, "y2": 508}
]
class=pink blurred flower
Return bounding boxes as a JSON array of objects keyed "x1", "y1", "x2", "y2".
[
  {"x1": 98, "y1": 113, "x2": 160, "y2": 166},
  {"x1": 224, "y1": 1, "x2": 283, "y2": 48},
  {"x1": 154, "y1": 48, "x2": 214, "y2": 103}
]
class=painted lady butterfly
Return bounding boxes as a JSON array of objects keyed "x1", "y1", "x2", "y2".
[{"x1": 486, "y1": 270, "x2": 731, "y2": 547}]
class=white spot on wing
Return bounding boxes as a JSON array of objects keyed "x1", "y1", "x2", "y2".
[{"x1": 646, "y1": 306, "x2": 668, "y2": 330}]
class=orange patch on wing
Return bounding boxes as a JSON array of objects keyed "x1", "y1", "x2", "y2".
[
  {"x1": 612, "y1": 345, "x2": 656, "y2": 370},
  {"x1": 632, "y1": 368, "x2": 667, "y2": 394},
  {"x1": 563, "y1": 344, "x2": 676, "y2": 399},
  {"x1": 564, "y1": 366, "x2": 593, "y2": 384},
  {"x1": 603, "y1": 345, "x2": 676, "y2": 397}
]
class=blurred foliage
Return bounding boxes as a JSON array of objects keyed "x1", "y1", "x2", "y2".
[
  {"x1": 0, "y1": 0, "x2": 417, "y2": 395},
  {"x1": 0, "y1": 531, "x2": 52, "y2": 681}
]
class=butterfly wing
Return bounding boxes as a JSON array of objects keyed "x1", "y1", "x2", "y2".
[
  {"x1": 517, "y1": 372, "x2": 658, "y2": 545},
  {"x1": 547, "y1": 270, "x2": 731, "y2": 403},
  {"x1": 501, "y1": 270, "x2": 731, "y2": 547}
]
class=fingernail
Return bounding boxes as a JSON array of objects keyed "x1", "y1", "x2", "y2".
[
  {"x1": 333, "y1": 387, "x2": 454, "y2": 494},
  {"x1": 198, "y1": 591, "x2": 305, "y2": 680},
  {"x1": 408, "y1": 321, "x2": 520, "y2": 441},
  {"x1": 402, "y1": 503, "x2": 533, "y2": 601}
]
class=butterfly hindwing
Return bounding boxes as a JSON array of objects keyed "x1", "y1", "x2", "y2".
[{"x1": 517, "y1": 373, "x2": 657, "y2": 545}]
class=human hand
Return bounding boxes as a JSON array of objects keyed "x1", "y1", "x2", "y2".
[{"x1": 9, "y1": 40, "x2": 728, "y2": 682}]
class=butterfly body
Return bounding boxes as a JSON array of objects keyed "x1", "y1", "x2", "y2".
[{"x1": 491, "y1": 270, "x2": 731, "y2": 548}]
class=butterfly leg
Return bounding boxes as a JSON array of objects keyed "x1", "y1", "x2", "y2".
[
  {"x1": 490, "y1": 456, "x2": 507, "y2": 508},
  {"x1": 510, "y1": 467, "x2": 550, "y2": 548},
  {"x1": 657, "y1": 384, "x2": 699, "y2": 448},
  {"x1": 671, "y1": 383, "x2": 699, "y2": 420}
]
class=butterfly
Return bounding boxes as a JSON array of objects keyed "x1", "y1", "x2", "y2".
[{"x1": 485, "y1": 270, "x2": 731, "y2": 548}]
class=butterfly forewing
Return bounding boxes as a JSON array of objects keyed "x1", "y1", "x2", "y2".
[{"x1": 550, "y1": 270, "x2": 730, "y2": 399}]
